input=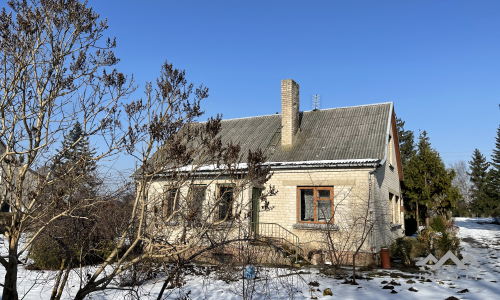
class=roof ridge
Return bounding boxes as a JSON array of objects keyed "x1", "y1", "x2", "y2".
[
  {"x1": 213, "y1": 101, "x2": 392, "y2": 123},
  {"x1": 301, "y1": 101, "x2": 392, "y2": 113}
]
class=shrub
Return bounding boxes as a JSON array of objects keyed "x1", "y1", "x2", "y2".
[
  {"x1": 29, "y1": 201, "x2": 131, "y2": 269},
  {"x1": 389, "y1": 237, "x2": 427, "y2": 267},
  {"x1": 436, "y1": 232, "x2": 462, "y2": 260},
  {"x1": 415, "y1": 228, "x2": 462, "y2": 260},
  {"x1": 430, "y1": 216, "x2": 446, "y2": 233},
  {"x1": 492, "y1": 207, "x2": 500, "y2": 225},
  {"x1": 28, "y1": 236, "x2": 65, "y2": 269}
]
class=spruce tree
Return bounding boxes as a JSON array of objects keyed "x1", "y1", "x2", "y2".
[
  {"x1": 402, "y1": 131, "x2": 460, "y2": 230},
  {"x1": 53, "y1": 122, "x2": 99, "y2": 192},
  {"x1": 396, "y1": 116, "x2": 415, "y2": 170},
  {"x1": 482, "y1": 110, "x2": 500, "y2": 215},
  {"x1": 468, "y1": 149, "x2": 489, "y2": 215},
  {"x1": 58, "y1": 122, "x2": 96, "y2": 172}
]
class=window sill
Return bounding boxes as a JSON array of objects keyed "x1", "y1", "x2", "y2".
[
  {"x1": 293, "y1": 223, "x2": 338, "y2": 231},
  {"x1": 165, "y1": 221, "x2": 180, "y2": 226},
  {"x1": 164, "y1": 221, "x2": 208, "y2": 228},
  {"x1": 390, "y1": 223, "x2": 402, "y2": 229}
]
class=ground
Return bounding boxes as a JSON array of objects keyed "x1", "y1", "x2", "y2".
[{"x1": 1, "y1": 217, "x2": 499, "y2": 299}]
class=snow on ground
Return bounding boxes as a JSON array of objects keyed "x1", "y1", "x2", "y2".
[{"x1": 1, "y1": 218, "x2": 500, "y2": 299}]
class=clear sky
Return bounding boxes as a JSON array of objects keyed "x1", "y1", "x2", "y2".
[{"x1": 86, "y1": 0, "x2": 500, "y2": 172}]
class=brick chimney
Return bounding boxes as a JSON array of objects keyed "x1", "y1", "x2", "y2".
[{"x1": 281, "y1": 79, "x2": 300, "y2": 147}]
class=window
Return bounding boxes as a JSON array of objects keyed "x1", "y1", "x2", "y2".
[
  {"x1": 218, "y1": 185, "x2": 234, "y2": 220},
  {"x1": 1, "y1": 198, "x2": 10, "y2": 213},
  {"x1": 389, "y1": 192, "x2": 394, "y2": 224},
  {"x1": 297, "y1": 187, "x2": 334, "y2": 223},
  {"x1": 388, "y1": 135, "x2": 393, "y2": 166},
  {"x1": 0, "y1": 204, "x2": 9, "y2": 213},
  {"x1": 164, "y1": 187, "x2": 179, "y2": 219},
  {"x1": 395, "y1": 195, "x2": 400, "y2": 224},
  {"x1": 188, "y1": 185, "x2": 206, "y2": 222}
]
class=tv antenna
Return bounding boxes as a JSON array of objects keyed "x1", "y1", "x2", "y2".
[{"x1": 311, "y1": 94, "x2": 321, "y2": 111}]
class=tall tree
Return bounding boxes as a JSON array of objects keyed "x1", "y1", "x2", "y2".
[
  {"x1": 480, "y1": 107, "x2": 500, "y2": 216},
  {"x1": 402, "y1": 131, "x2": 460, "y2": 231},
  {"x1": 468, "y1": 149, "x2": 489, "y2": 215},
  {"x1": 54, "y1": 121, "x2": 99, "y2": 189},
  {"x1": 0, "y1": 1, "x2": 136, "y2": 299},
  {"x1": 396, "y1": 115, "x2": 415, "y2": 170},
  {"x1": 58, "y1": 121, "x2": 96, "y2": 170}
]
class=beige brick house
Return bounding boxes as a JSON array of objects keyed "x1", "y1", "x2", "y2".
[{"x1": 147, "y1": 79, "x2": 404, "y2": 263}]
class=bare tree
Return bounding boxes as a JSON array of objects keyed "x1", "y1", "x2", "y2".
[
  {"x1": 320, "y1": 186, "x2": 380, "y2": 284},
  {"x1": 449, "y1": 160, "x2": 472, "y2": 216},
  {"x1": 297, "y1": 174, "x2": 392, "y2": 284},
  {"x1": 106, "y1": 60, "x2": 277, "y2": 300},
  {"x1": 0, "y1": 2, "x2": 277, "y2": 299},
  {"x1": 0, "y1": 1, "x2": 135, "y2": 299}
]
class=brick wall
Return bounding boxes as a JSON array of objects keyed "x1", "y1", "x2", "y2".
[
  {"x1": 372, "y1": 120, "x2": 404, "y2": 252},
  {"x1": 281, "y1": 79, "x2": 299, "y2": 147}
]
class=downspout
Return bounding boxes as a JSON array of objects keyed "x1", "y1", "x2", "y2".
[{"x1": 369, "y1": 167, "x2": 376, "y2": 260}]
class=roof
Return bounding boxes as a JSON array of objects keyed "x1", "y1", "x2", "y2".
[{"x1": 215, "y1": 102, "x2": 392, "y2": 164}]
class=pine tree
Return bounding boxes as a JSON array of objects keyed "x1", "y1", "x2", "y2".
[
  {"x1": 402, "y1": 131, "x2": 460, "y2": 231},
  {"x1": 396, "y1": 116, "x2": 415, "y2": 170},
  {"x1": 468, "y1": 149, "x2": 489, "y2": 215}
]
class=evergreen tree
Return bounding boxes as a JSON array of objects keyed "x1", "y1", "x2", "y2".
[
  {"x1": 53, "y1": 122, "x2": 99, "y2": 193},
  {"x1": 396, "y1": 116, "x2": 415, "y2": 170},
  {"x1": 481, "y1": 108, "x2": 500, "y2": 216},
  {"x1": 468, "y1": 149, "x2": 489, "y2": 215},
  {"x1": 402, "y1": 131, "x2": 460, "y2": 231},
  {"x1": 58, "y1": 122, "x2": 96, "y2": 172}
]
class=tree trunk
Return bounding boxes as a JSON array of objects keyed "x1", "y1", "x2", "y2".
[
  {"x1": 416, "y1": 202, "x2": 420, "y2": 234},
  {"x1": 156, "y1": 276, "x2": 174, "y2": 300},
  {"x1": 74, "y1": 289, "x2": 89, "y2": 300},
  {"x1": 50, "y1": 259, "x2": 66, "y2": 300},
  {"x1": 2, "y1": 255, "x2": 19, "y2": 300},
  {"x1": 55, "y1": 265, "x2": 71, "y2": 300},
  {"x1": 352, "y1": 253, "x2": 357, "y2": 284},
  {"x1": 425, "y1": 203, "x2": 430, "y2": 227}
]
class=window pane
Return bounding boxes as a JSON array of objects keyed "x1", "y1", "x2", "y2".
[
  {"x1": 318, "y1": 190, "x2": 330, "y2": 199},
  {"x1": 300, "y1": 189, "x2": 314, "y2": 221},
  {"x1": 165, "y1": 188, "x2": 179, "y2": 218},
  {"x1": 219, "y1": 186, "x2": 233, "y2": 220},
  {"x1": 317, "y1": 201, "x2": 332, "y2": 222},
  {"x1": 190, "y1": 186, "x2": 205, "y2": 221},
  {"x1": 395, "y1": 196, "x2": 399, "y2": 223},
  {"x1": 389, "y1": 193, "x2": 394, "y2": 223}
]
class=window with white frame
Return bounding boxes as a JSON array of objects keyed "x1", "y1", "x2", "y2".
[
  {"x1": 388, "y1": 135, "x2": 393, "y2": 166},
  {"x1": 395, "y1": 195, "x2": 400, "y2": 223},
  {"x1": 389, "y1": 192, "x2": 394, "y2": 224}
]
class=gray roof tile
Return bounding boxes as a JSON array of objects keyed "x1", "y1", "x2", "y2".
[{"x1": 215, "y1": 102, "x2": 391, "y2": 163}]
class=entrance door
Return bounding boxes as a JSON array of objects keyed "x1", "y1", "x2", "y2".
[{"x1": 251, "y1": 187, "x2": 260, "y2": 238}]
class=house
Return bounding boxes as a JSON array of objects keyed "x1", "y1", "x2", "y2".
[{"x1": 147, "y1": 79, "x2": 404, "y2": 265}]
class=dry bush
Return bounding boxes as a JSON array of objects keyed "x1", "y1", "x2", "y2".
[{"x1": 29, "y1": 199, "x2": 132, "y2": 269}]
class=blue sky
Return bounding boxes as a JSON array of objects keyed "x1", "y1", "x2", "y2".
[{"x1": 87, "y1": 0, "x2": 499, "y2": 172}]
